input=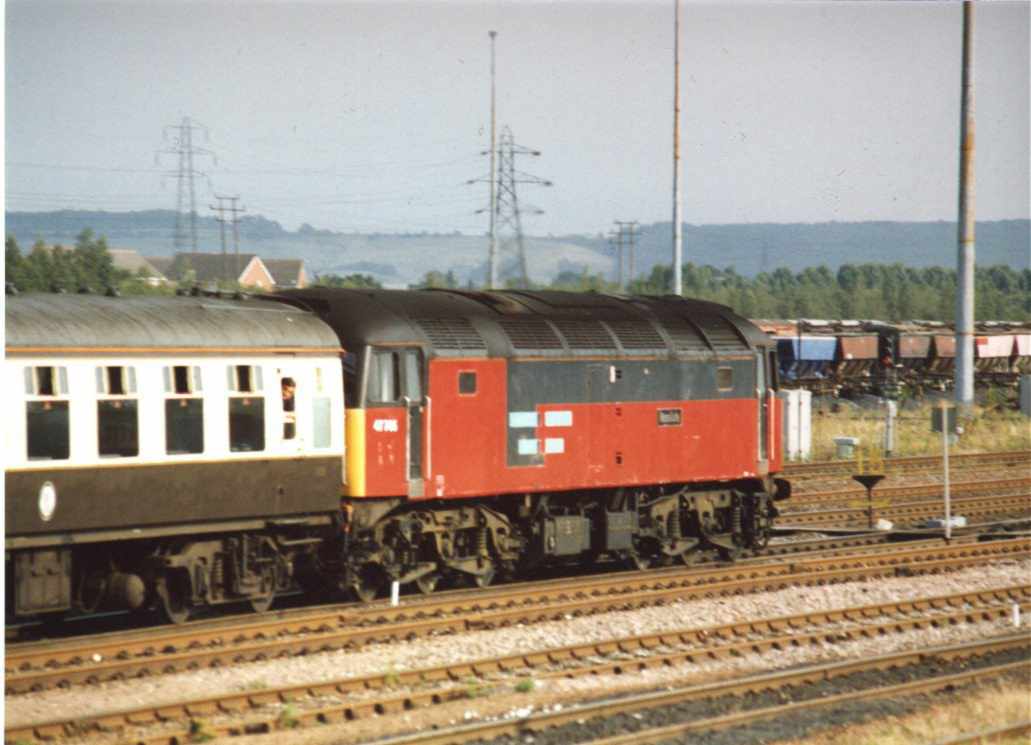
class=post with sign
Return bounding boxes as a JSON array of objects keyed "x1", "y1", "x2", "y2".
[{"x1": 932, "y1": 401, "x2": 958, "y2": 540}]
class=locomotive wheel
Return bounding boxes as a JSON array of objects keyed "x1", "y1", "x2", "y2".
[
  {"x1": 717, "y1": 545, "x2": 742, "y2": 562},
  {"x1": 415, "y1": 572, "x2": 440, "y2": 595},
  {"x1": 625, "y1": 551, "x2": 652, "y2": 571},
  {"x1": 473, "y1": 564, "x2": 495, "y2": 589},
  {"x1": 156, "y1": 573, "x2": 191, "y2": 625},
  {"x1": 676, "y1": 548, "x2": 702, "y2": 566},
  {"x1": 248, "y1": 591, "x2": 275, "y2": 614}
]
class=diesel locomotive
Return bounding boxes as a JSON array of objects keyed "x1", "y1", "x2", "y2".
[{"x1": 5, "y1": 288, "x2": 790, "y2": 622}]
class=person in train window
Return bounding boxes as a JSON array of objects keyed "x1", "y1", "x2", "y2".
[{"x1": 282, "y1": 378, "x2": 296, "y2": 440}]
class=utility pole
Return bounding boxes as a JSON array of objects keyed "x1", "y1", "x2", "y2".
[
  {"x1": 488, "y1": 30, "x2": 499, "y2": 289},
  {"x1": 614, "y1": 220, "x2": 640, "y2": 290},
  {"x1": 672, "y1": 0, "x2": 684, "y2": 296},
  {"x1": 608, "y1": 232, "x2": 625, "y2": 291},
  {"x1": 954, "y1": 0, "x2": 976, "y2": 410},
  {"x1": 209, "y1": 197, "x2": 229, "y2": 282},
  {"x1": 156, "y1": 117, "x2": 215, "y2": 252},
  {"x1": 470, "y1": 126, "x2": 551, "y2": 288},
  {"x1": 219, "y1": 195, "x2": 247, "y2": 281}
]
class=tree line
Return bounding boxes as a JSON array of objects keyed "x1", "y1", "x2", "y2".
[{"x1": 6, "y1": 232, "x2": 1028, "y2": 322}]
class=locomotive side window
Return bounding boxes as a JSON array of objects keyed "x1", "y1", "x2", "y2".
[
  {"x1": 164, "y1": 365, "x2": 204, "y2": 455},
  {"x1": 458, "y1": 371, "x2": 477, "y2": 395},
  {"x1": 97, "y1": 365, "x2": 139, "y2": 457},
  {"x1": 342, "y1": 352, "x2": 358, "y2": 406},
  {"x1": 368, "y1": 350, "x2": 401, "y2": 404},
  {"x1": 228, "y1": 365, "x2": 265, "y2": 452},
  {"x1": 25, "y1": 365, "x2": 70, "y2": 460},
  {"x1": 716, "y1": 367, "x2": 734, "y2": 391}
]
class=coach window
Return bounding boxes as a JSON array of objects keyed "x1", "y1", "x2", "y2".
[
  {"x1": 228, "y1": 364, "x2": 265, "y2": 452},
  {"x1": 97, "y1": 365, "x2": 139, "y2": 457},
  {"x1": 312, "y1": 367, "x2": 332, "y2": 449},
  {"x1": 367, "y1": 350, "x2": 401, "y2": 404},
  {"x1": 164, "y1": 365, "x2": 204, "y2": 454},
  {"x1": 716, "y1": 366, "x2": 734, "y2": 392},
  {"x1": 25, "y1": 365, "x2": 70, "y2": 460}
]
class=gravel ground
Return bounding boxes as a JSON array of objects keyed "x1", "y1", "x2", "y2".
[{"x1": 7, "y1": 557, "x2": 1030, "y2": 731}]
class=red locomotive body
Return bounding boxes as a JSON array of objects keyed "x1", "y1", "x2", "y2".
[{"x1": 283, "y1": 288, "x2": 789, "y2": 599}]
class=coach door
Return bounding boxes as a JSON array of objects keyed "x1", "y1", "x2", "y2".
[
  {"x1": 401, "y1": 349, "x2": 426, "y2": 497},
  {"x1": 756, "y1": 352, "x2": 770, "y2": 465}
]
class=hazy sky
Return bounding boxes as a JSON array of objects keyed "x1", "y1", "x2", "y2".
[{"x1": 5, "y1": 0, "x2": 1029, "y2": 236}]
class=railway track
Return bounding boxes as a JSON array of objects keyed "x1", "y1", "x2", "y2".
[
  {"x1": 7, "y1": 586, "x2": 1028, "y2": 745},
  {"x1": 780, "y1": 492, "x2": 1031, "y2": 528},
  {"x1": 788, "y1": 475, "x2": 1031, "y2": 507},
  {"x1": 782, "y1": 449, "x2": 1031, "y2": 479},
  {"x1": 6, "y1": 536, "x2": 1028, "y2": 695}
]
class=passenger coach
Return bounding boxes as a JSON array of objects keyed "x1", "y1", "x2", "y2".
[{"x1": 5, "y1": 293, "x2": 344, "y2": 622}]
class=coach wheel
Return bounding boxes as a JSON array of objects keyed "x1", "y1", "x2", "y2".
[
  {"x1": 415, "y1": 572, "x2": 440, "y2": 595},
  {"x1": 352, "y1": 563, "x2": 385, "y2": 603},
  {"x1": 156, "y1": 572, "x2": 191, "y2": 625}
]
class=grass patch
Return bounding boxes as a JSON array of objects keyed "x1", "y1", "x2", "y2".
[
  {"x1": 808, "y1": 402, "x2": 1030, "y2": 461},
  {"x1": 514, "y1": 678, "x2": 535, "y2": 694},
  {"x1": 277, "y1": 704, "x2": 300, "y2": 729},
  {"x1": 464, "y1": 676, "x2": 491, "y2": 699}
]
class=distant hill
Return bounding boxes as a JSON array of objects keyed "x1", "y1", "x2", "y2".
[
  {"x1": 6, "y1": 210, "x2": 1027, "y2": 287},
  {"x1": 630, "y1": 220, "x2": 1029, "y2": 277}
]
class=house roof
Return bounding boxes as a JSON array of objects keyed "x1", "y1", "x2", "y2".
[
  {"x1": 108, "y1": 249, "x2": 167, "y2": 278},
  {"x1": 263, "y1": 258, "x2": 306, "y2": 287},
  {"x1": 146, "y1": 256, "x2": 175, "y2": 276},
  {"x1": 160, "y1": 252, "x2": 259, "y2": 283}
]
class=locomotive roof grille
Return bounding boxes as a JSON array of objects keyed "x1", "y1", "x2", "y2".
[
  {"x1": 497, "y1": 317, "x2": 564, "y2": 351},
  {"x1": 413, "y1": 317, "x2": 487, "y2": 353},
  {"x1": 551, "y1": 319, "x2": 618, "y2": 351},
  {"x1": 605, "y1": 319, "x2": 668, "y2": 351},
  {"x1": 692, "y1": 312, "x2": 750, "y2": 352},
  {"x1": 656, "y1": 317, "x2": 710, "y2": 352}
]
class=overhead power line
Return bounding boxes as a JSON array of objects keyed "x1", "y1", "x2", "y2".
[
  {"x1": 156, "y1": 117, "x2": 216, "y2": 252},
  {"x1": 469, "y1": 126, "x2": 552, "y2": 289}
]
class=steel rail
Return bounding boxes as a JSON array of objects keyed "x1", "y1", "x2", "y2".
[
  {"x1": 7, "y1": 585, "x2": 1028, "y2": 744},
  {"x1": 6, "y1": 538, "x2": 1028, "y2": 694}
]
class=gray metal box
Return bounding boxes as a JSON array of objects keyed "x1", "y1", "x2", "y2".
[
  {"x1": 604, "y1": 510, "x2": 637, "y2": 551},
  {"x1": 15, "y1": 549, "x2": 72, "y2": 614},
  {"x1": 544, "y1": 516, "x2": 591, "y2": 556}
]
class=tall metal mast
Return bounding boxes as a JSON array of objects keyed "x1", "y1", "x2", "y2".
[
  {"x1": 672, "y1": 0, "x2": 683, "y2": 295},
  {"x1": 954, "y1": 1, "x2": 976, "y2": 409},
  {"x1": 488, "y1": 30, "x2": 499, "y2": 289}
]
